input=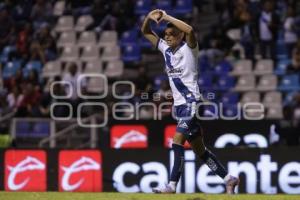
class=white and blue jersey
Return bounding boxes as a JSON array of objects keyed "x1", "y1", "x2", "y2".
[
  {"x1": 157, "y1": 38, "x2": 203, "y2": 139},
  {"x1": 157, "y1": 38, "x2": 201, "y2": 106}
]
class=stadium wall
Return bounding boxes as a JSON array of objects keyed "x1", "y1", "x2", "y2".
[
  {"x1": 0, "y1": 147, "x2": 299, "y2": 194},
  {"x1": 14, "y1": 119, "x2": 279, "y2": 148},
  {"x1": 106, "y1": 120, "x2": 276, "y2": 148}
]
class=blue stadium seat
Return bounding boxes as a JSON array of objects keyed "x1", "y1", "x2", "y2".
[
  {"x1": 153, "y1": 21, "x2": 168, "y2": 33},
  {"x1": 32, "y1": 122, "x2": 50, "y2": 137},
  {"x1": 278, "y1": 74, "x2": 300, "y2": 91},
  {"x1": 199, "y1": 55, "x2": 212, "y2": 72},
  {"x1": 203, "y1": 104, "x2": 218, "y2": 118},
  {"x1": 156, "y1": 0, "x2": 173, "y2": 15},
  {"x1": 214, "y1": 60, "x2": 232, "y2": 75},
  {"x1": 122, "y1": 43, "x2": 141, "y2": 62},
  {"x1": 173, "y1": 0, "x2": 193, "y2": 15},
  {"x1": 2, "y1": 60, "x2": 22, "y2": 79},
  {"x1": 16, "y1": 121, "x2": 49, "y2": 137},
  {"x1": 198, "y1": 73, "x2": 213, "y2": 90},
  {"x1": 25, "y1": 60, "x2": 42, "y2": 71},
  {"x1": 153, "y1": 74, "x2": 168, "y2": 91},
  {"x1": 120, "y1": 29, "x2": 139, "y2": 46},
  {"x1": 283, "y1": 91, "x2": 297, "y2": 106},
  {"x1": 139, "y1": 36, "x2": 152, "y2": 48},
  {"x1": 222, "y1": 105, "x2": 238, "y2": 118},
  {"x1": 283, "y1": 91, "x2": 298, "y2": 105},
  {"x1": 22, "y1": 60, "x2": 42, "y2": 77},
  {"x1": 221, "y1": 92, "x2": 239, "y2": 106},
  {"x1": 0, "y1": 45, "x2": 17, "y2": 62},
  {"x1": 274, "y1": 59, "x2": 290, "y2": 75},
  {"x1": 15, "y1": 121, "x2": 31, "y2": 136},
  {"x1": 135, "y1": 0, "x2": 152, "y2": 15},
  {"x1": 214, "y1": 75, "x2": 235, "y2": 91},
  {"x1": 201, "y1": 89, "x2": 217, "y2": 102},
  {"x1": 276, "y1": 40, "x2": 288, "y2": 59}
]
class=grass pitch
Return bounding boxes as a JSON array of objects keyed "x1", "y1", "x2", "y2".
[{"x1": 0, "y1": 192, "x2": 299, "y2": 200}]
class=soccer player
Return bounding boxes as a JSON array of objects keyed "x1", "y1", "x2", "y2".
[{"x1": 141, "y1": 9, "x2": 239, "y2": 194}]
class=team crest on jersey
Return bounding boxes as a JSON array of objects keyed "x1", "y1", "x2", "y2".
[
  {"x1": 170, "y1": 54, "x2": 183, "y2": 66},
  {"x1": 178, "y1": 120, "x2": 189, "y2": 129}
]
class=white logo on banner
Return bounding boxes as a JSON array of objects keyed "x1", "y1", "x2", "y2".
[
  {"x1": 7, "y1": 156, "x2": 45, "y2": 191},
  {"x1": 113, "y1": 130, "x2": 147, "y2": 148},
  {"x1": 61, "y1": 156, "x2": 100, "y2": 191},
  {"x1": 214, "y1": 133, "x2": 268, "y2": 148}
]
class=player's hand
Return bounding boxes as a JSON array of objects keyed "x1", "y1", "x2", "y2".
[
  {"x1": 158, "y1": 9, "x2": 168, "y2": 22},
  {"x1": 147, "y1": 9, "x2": 163, "y2": 24}
]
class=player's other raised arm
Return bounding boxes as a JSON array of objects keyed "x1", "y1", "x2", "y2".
[
  {"x1": 160, "y1": 10, "x2": 197, "y2": 49},
  {"x1": 141, "y1": 10, "x2": 161, "y2": 47}
]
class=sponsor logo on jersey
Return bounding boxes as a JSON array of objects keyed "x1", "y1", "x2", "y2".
[
  {"x1": 166, "y1": 68, "x2": 183, "y2": 78},
  {"x1": 179, "y1": 121, "x2": 189, "y2": 129}
]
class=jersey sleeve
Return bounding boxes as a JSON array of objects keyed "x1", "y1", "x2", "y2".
[{"x1": 156, "y1": 38, "x2": 169, "y2": 53}]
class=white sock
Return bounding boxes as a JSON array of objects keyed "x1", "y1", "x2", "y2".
[
  {"x1": 223, "y1": 174, "x2": 232, "y2": 183},
  {"x1": 169, "y1": 181, "x2": 177, "y2": 190}
]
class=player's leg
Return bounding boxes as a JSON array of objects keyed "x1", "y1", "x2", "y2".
[
  {"x1": 189, "y1": 134, "x2": 228, "y2": 178},
  {"x1": 188, "y1": 128, "x2": 239, "y2": 194},
  {"x1": 153, "y1": 132, "x2": 186, "y2": 193},
  {"x1": 169, "y1": 132, "x2": 186, "y2": 190}
]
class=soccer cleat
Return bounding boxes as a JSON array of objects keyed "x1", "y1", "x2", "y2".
[
  {"x1": 152, "y1": 183, "x2": 176, "y2": 194},
  {"x1": 225, "y1": 176, "x2": 240, "y2": 194}
]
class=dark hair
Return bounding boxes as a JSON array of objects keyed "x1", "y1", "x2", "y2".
[
  {"x1": 165, "y1": 23, "x2": 181, "y2": 33},
  {"x1": 165, "y1": 22, "x2": 185, "y2": 40},
  {"x1": 166, "y1": 22, "x2": 175, "y2": 28}
]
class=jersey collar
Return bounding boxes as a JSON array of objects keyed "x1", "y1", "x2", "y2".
[{"x1": 170, "y1": 41, "x2": 185, "y2": 54}]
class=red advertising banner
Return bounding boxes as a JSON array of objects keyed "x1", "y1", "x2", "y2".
[
  {"x1": 164, "y1": 125, "x2": 191, "y2": 148},
  {"x1": 110, "y1": 125, "x2": 148, "y2": 148},
  {"x1": 58, "y1": 150, "x2": 102, "y2": 192},
  {"x1": 4, "y1": 150, "x2": 47, "y2": 191}
]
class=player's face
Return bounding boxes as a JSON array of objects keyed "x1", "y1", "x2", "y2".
[{"x1": 164, "y1": 27, "x2": 183, "y2": 48}]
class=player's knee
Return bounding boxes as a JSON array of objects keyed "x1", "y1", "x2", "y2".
[
  {"x1": 187, "y1": 130, "x2": 202, "y2": 143},
  {"x1": 173, "y1": 132, "x2": 186, "y2": 145},
  {"x1": 188, "y1": 134, "x2": 206, "y2": 155}
]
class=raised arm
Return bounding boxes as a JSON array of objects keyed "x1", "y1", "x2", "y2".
[
  {"x1": 160, "y1": 11, "x2": 197, "y2": 49},
  {"x1": 141, "y1": 10, "x2": 161, "y2": 47}
]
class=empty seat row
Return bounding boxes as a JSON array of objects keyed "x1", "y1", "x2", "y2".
[
  {"x1": 199, "y1": 74, "x2": 292, "y2": 92},
  {"x1": 43, "y1": 60, "x2": 124, "y2": 78},
  {"x1": 220, "y1": 91, "x2": 283, "y2": 107},
  {"x1": 43, "y1": 60, "x2": 101, "y2": 77},
  {"x1": 234, "y1": 74, "x2": 277, "y2": 92},
  {"x1": 78, "y1": 59, "x2": 125, "y2": 91},
  {"x1": 55, "y1": 15, "x2": 94, "y2": 33},
  {"x1": 243, "y1": 105, "x2": 283, "y2": 119},
  {"x1": 198, "y1": 74, "x2": 234, "y2": 90},
  {"x1": 59, "y1": 41, "x2": 141, "y2": 62},
  {"x1": 135, "y1": 0, "x2": 192, "y2": 16},
  {"x1": 199, "y1": 59, "x2": 275, "y2": 75},
  {"x1": 240, "y1": 91, "x2": 282, "y2": 106},
  {"x1": 59, "y1": 45, "x2": 120, "y2": 62},
  {"x1": 57, "y1": 31, "x2": 118, "y2": 48},
  {"x1": 231, "y1": 59, "x2": 274, "y2": 76},
  {"x1": 204, "y1": 103, "x2": 283, "y2": 119},
  {"x1": 234, "y1": 74, "x2": 300, "y2": 92},
  {"x1": 2, "y1": 60, "x2": 42, "y2": 79}
]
